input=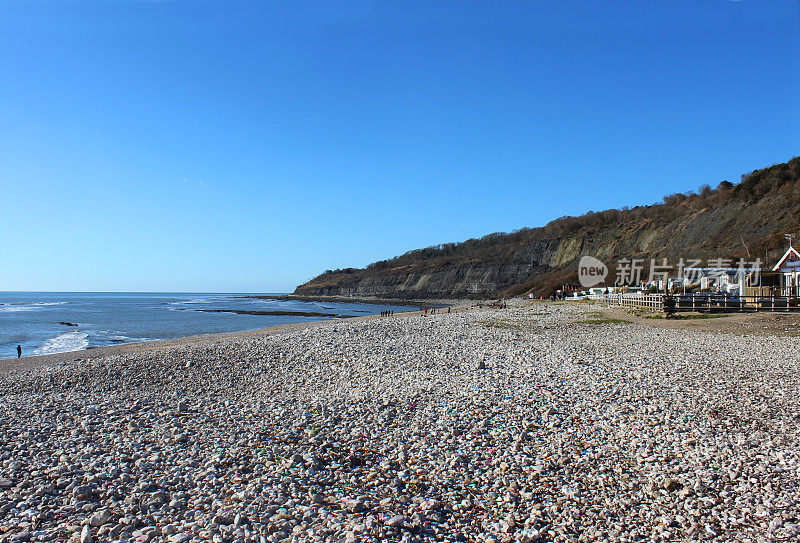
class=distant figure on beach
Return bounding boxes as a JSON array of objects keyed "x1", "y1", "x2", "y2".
[
  {"x1": 424, "y1": 307, "x2": 428, "y2": 316},
  {"x1": 17, "y1": 345, "x2": 21, "y2": 358},
  {"x1": 448, "y1": 307, "x2": 451, "y2": 314}
]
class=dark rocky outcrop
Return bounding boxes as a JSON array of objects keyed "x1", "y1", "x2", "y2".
[{"x1": 296, "y1": 157, "x2": 800, "y2": 298}]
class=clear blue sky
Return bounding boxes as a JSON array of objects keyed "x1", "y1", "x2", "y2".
[{"x1": 1, "y1": 0, "x2": 798, "y2": 292}]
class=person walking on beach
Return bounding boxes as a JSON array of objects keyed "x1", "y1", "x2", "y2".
[{"x1": 16, "y1": 345, "x2": 21, "y2": 358}]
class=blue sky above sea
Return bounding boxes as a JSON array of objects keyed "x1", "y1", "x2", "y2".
[{"x1": 0, "y1": 0, "x2": 797, "y2": 292}]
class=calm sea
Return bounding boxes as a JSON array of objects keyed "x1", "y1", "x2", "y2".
[{"x1": 0, "y1": 292, "x2": 414, "y2": 359}]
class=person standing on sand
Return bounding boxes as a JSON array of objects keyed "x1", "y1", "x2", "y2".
[{"x1": 17, "y1": 345, "x2": 22, "y2": 358}]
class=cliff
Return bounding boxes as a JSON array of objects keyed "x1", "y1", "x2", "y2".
[{"x1": 295, "y1": 157, "x2": 800, "y2": 299}]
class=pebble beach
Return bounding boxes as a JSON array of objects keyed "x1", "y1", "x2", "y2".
[{"x1": 1, "y1": 301, "x2": 798, "y2": 543}]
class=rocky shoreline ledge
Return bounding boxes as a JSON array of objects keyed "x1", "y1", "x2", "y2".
[
  {"x1": 244, "y1": 295, "x2": 451, "y2": 309},
  {"x1": 173, "y1": 309, "x2": 353, "y2": 319},
  {"x1": 0, "y1": 301, "x2": 798, "y2": 543}
]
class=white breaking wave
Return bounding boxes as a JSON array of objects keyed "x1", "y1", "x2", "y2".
[
  {"x1": 0, "y1": 301, "x2": 69, "y2": 312},
  {"x1": 33, "y1": 331, "x2": 89, "y2": 355},
  {"x1": 0, "y1": 306, "x2": 37, "y2": 312},
  {"x1": 167, "y1": 297, "x2": 225, "y2": 305}
]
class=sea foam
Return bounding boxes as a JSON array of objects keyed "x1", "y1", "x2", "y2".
[{"x1": 33, "y1": 331, "x2": 89, "y2": 355}]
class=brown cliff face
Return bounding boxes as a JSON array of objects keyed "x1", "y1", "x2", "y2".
[{"x1": 296, "y1": 158, "x2": 800, "y2": 299}]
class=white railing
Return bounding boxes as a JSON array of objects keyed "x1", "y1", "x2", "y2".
[{"x1": 589, "y1": 293, "x2": 664, "y2": 309}]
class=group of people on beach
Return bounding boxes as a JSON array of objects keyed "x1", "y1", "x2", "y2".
[
  {"x1": 422, "y1": 306, "x2": 451, "y2": 316},
  {"x1": 471, "y1": 300, "x2": 507, "y2": 309},
  {"x1": 380, "y1": 310, "x2": 394, "y2": 317}
]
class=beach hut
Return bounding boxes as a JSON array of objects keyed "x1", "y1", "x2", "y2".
[
  {"x1": 683, "y1": 267, "x2": 761, "y2": 296},
  {"x1": 771, "y1": 245, "x2": 800, "y2": 297}
]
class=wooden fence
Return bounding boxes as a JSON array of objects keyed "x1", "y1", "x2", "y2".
[
  {"x1": 668, "y1": 294, "x2": 800, "y2": 313},
  {"x1": 589, "y1": 293, "x2": 800, "y2": 313}
]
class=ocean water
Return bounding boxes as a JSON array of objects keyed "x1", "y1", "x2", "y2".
[{"x1": 0, "y1": 292, "x2": 414, "y2": 359}]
